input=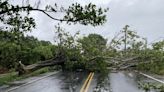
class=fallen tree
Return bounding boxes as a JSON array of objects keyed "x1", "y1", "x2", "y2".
[{"x1": 17, "y1": 54, "x2": 66, "y2": 75}]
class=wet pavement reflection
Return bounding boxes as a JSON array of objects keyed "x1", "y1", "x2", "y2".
[
  {"x1": 109, "y1": 72, "x2": 143, "y2": 92},
  {"x1": 1, "y1": 71, "x2": 159, "y2": 92},
  {"x1": 5, "y1": 71, "x2": 88, "y2": 92}
]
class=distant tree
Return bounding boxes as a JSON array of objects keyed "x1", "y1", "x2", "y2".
[
  {"x1": 109, "y1": 25, "x2": 145, "y2": 56},
  {"x1": 0, "y1": 42, "x2": 20, "y2": 68},
  {"x1": 78, "y1": 34, "x2": 108, "y2": 72},
  {"x1": 79, "y1": 34, "x2": 107, "y2": 58},
  {"x1": 0, "y1": 30, "x2": 56, "y2": 68},
  {"x1": 152, "y1": 40, "x2": 164, "y2": 51},
  {"x1": 33, "y1": 45, "x2": 53, "y2": 60}
]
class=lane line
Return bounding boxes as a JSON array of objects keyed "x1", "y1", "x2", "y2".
[
  {"x1": 6, "y1": 71, "x2": 59, "y2": 92},
  {"x1": 84, "y1": 72, "x2": 94, "y2": 92},
  {"x1": 80, "y1": 73, "x2": 92, "y2": 92},
  {"x1": 139, "y1": 72, "x2": 164, "y2": 84},
  {"x1": 80, "y1": 72, "x2": 94, "y2": 92}
]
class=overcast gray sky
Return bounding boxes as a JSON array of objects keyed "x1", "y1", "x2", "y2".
[{"x1": 14, "y1": 0, "x2": 164, "y2": 44}]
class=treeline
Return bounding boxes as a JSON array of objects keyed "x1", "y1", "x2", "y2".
[
  {"x1": 0, "y1": 25, "x2": 163, "y2": 75},
  {"x1": 0, "y1": 27, "x2": 109, "y2": 73},
  {"x1": 0, "y1": 30, "x2": 56, "y2": 70}
]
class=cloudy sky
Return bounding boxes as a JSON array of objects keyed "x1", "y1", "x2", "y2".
[{"x1": 13, "y1": 0, "x2": 164, "y2": 44}]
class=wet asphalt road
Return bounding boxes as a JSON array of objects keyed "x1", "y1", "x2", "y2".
[
  {"x1": 6, "y1": 72, "x2": 90, "y2": 92},
  {"x1": 1, "y1": 71, "x2": 158, "y2": 92},
  {"x1": 109, "y1": 72, "x2": 143, "y2": 92}
]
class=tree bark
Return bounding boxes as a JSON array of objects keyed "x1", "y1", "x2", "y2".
[{"x1": 17, "y1": 58, "x2": 65, "y2": 75}]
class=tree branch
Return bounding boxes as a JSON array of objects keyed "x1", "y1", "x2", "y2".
[
  {"x1": 31, "y1": 8, "x2": 66, "y2": 21},
  {"x1": 0, "y1": 6, "x2": 80, "y2": 22}
]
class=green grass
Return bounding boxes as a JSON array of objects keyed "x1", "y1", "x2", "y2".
[
  {"x1": 0, "y1": 72, "x2": 19, "y2": 85},
  {"x1": 0, "y1": 67, "x2": 50, "y2": 86},
  {"x1": 26, "y1": 67, "x2": 49, "y2": 77}
]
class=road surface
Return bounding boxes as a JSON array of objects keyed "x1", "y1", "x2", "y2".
[{"x1": 1, "y1": 71, "x2": 162, "y2": 92}]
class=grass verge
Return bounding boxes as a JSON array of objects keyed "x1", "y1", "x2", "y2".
[{"x1": 0, "y1": 67, "x2": 50, "y2": 86}]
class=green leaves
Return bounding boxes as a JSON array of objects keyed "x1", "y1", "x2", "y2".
[
  {"x1": 53, "y1": 26, "x2": 108, "y2": 71},
  {"x1": 109, "y1": 25, "x2": 145, "y2": 56},
  {"x1": 64, "y1": 3, "x2": 108, "y2": 26},
  {"x1": 0, "y1": 1, "x2": 109, "y2": 71},
  {"x1": 0, "y1": 0, "x2": 35, "y2": 33},
  {"x1": 0, "y1": 42, "x2": 20, "y2": 68},
  {"x1": 152, "y1": 40, "x2": 164, "y2": 51},
  {"x1": 33, "y1": 45, "x2": 54, "y2": 60},
  {"x1": 1, "y1": 0, "x2": 108, "y2": 33},
  {"x1": 78, "y1": 34, "x2": 108, "y2": 71},
  {"x1": 79, "y1": 34, "x2": 107, "y2": 58},
  {"x1": 0, "y1": 31, "x2": 55, "y2": 68}
]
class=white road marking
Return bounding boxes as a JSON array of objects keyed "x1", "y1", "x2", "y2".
[{"x1": 6, "y1": 71, "x2": 59, "y2": 92}]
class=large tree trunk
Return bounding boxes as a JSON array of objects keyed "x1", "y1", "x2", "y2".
[{"x1": 17, "y1": 58, "x2": 65, "y2": 75}]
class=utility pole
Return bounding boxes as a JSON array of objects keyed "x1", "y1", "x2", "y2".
[
  {"x1": 123, "y1": 25, "x2": 129, "y2": 56},
  {"x1": 144, "y1": 38, "x2": 147, "y2": 50},
  {"x1": 143, "y1": 37, "x2": 148, "y2": 56}
]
